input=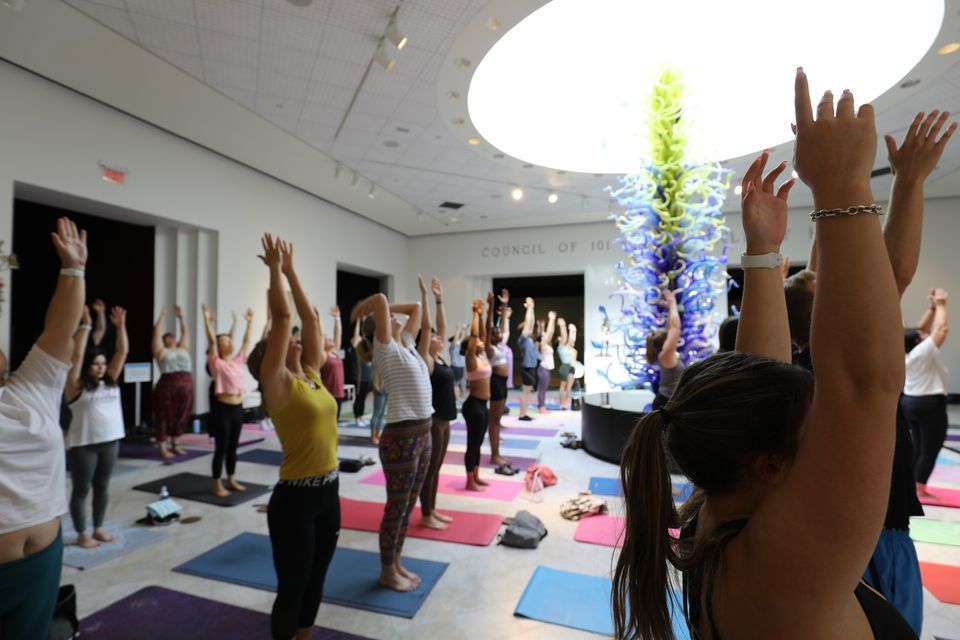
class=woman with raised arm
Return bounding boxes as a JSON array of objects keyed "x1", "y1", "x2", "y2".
[
  {"x1": 203, "y1": 303, "x2": 254, "y2": 497},
  {"x1": 152, "y1": 304, "x2": 194, "y2": 458},
  {"x1": 351, "y1": 319, "x2": 374, "y2": 427},
  {"x1": 517, "y1": 297, "x2": 538, "y2": 421},
  {"x1": 645, "y1": 289, "x2": 683, "y2": 411},
  {"x1": 245, "y1": 235, "x2": 337, "y2": 640},
  {"x1": 486, "y1": 291, "x2": 511, "y2": 468},
  {"x1": 461, "y1": 298, "x2": 492, "y2": 491},
  {"x1": 613, "y1": 73, "x2": 913, "y2": 639},
  {"x1": 65, "y1": 304, "x2": 128, "y2": 549},
  {"x1": 448, "y1": 323, "x2": 466, "y2": 400},
  {"x1": 415, "y1": 276, "x2": 456, "y2": 530},
  {"x1": 536, "y1": 310, "x2": 556, "y2": 413},
  {"x1": 903, "y1": 288, "x2": 950, "y2": 499},
  {"x1": 0, "y1": 219, "x2": 86, "y2": 639},
  {"x1": 565, "y1": 323, "x2": 578, "y2": 405},
  {"x1": 555, "y1": 318, "x2": 573, "y2": 410},
  {"x1": 320, "y1": 306, "x2": 345, "y2": 421},
  {"x1": 351, "y1": 291, "x2": 432, "y2": 593}
]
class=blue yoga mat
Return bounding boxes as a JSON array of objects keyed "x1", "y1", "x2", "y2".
[
  {"x1": 448, "y1": 434, "x2": 540, "y2": 450},
  {"x1": 514, "y1": 566, "x2": 689, "y2": 638},
  {"x1": 174, "y1": 533, "x2": 447, "y2": 619},
  {"x1": 938, "y1": 455, "x2": 960, "y2": 466},
  {"x1": 506, "y1": 401, "x2": 563, "y2": 411},
  {"x1": 589, "y1": 477, "x2": 694, "y2": 502}
]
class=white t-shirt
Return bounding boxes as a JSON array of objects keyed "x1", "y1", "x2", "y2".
[
  {"x1": 904, "y1": 336, "x2": 949, "y2": 396},
  {"x1": 66, "y1": 381, "x2": 125, "y2": 448},
  {"x1": 0, "y1": 346, "x2": 70, "y2": 535},
  {"x1": 373, "y1": 331, "x2": 432, "y2": 424}
]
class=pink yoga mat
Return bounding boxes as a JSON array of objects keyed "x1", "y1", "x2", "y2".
[
  {"x1": 441, "y1": 451, "x2": 538, "y2": 471},
  {"x1": 574, "y1": 516, "x2": 681, "y2": 549},
  {"x1": 919, "y1": 486, "x2": 960, "y2": 508},
  {"x1": 360, "y1": 469, "x2": 523, "y2": 502},
  {"x1": 929, "y1": 465, "x2": 960, "y2": 485},
  {"x1": 450, "y1": 422, "x2": 558, "y2": 437},
  {"x1": 919, "y1": 561, "x2": 960, "y2": 604},
  {"x1": 340, "y1": 497, "x2": 503, "y2": 546}
]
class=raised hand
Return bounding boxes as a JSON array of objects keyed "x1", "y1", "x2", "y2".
[
  {"x1": 51, "y1": 217, "x2": 87, "y2": 269},
  {"x1": 278, "y1": 238, "x2": 294, "y2": 274},
  {"x1": 793, "y1": 69, "x2": 876, "y2": 206},
  {"x1": 498, "y1": 288, "x2": 510, "y2": 304},
  {"x1": 885, "y1": 110, "x2": 957, "y2": 182},
  {"x1": 487, "y1": 291, "x2": 495, "y2": 307},
  {"x1": 524, "y1": 297, "x2": 534, "y2": 309},
  {"x1": 109, "y1": 306, "x2": 126, "y2": 327},
  {"x1": 431, "y1": 277, "x2": 443, "y2": 299},
  {"x1": 557, "y1": 317, "x2": 567, "y2": 326},
  {"x1": 329, "y1": 305, "x2": 340, "y2": 318},
  {"x1": 548, "y1": 310, "x2": 557, "y2": 320},
  {"x1": 158, "y1": 305, "x2": 167, "y2": 319},
  {"x1": 258, "y1": 233, "x2": 282, "y2": 269},
  {"x1": 934, "y1": 288, "x2": 949, "y2": 304},
  {"x1": 472, "y1": 298, "x2": 484, "y2": 313},
  {"x1": 201, "y1": 304, "x2": 214, "y2": 322},
  {"x1": 173, "y1": 304, "x2": 183, "y2": 318},
  {"x1": 741, "y1": 150, "x2": 796, "y2": 253},
  {"x1": 92, "y1": 299, "x2": 106, "y2": 315},
  {"x1": 244, "y1": 308, "x2": 254, "y2": 323},
  {"x1": 418, "y1": 274, "x2": 428, "y2": 294}
]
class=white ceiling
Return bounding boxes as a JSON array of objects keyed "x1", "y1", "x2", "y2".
[{"x1": 15, "y1": 0, "x2": 960, "y2": 234}]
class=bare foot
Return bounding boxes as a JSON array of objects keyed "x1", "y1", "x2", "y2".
[
  {"x1": 395, "y1": 561, "x2": 421, "y2": 587},
  {"x1": 475, "y1": 475, "x2": 490, "y2": 486},
  {"x1": 539, "y1": 408, "x2": 551, "y2": 414},
  {"x1": 465, "y1": 480, "x2": 487, "y2": 492},
  {"x1": 159, "y1": 446, "x2": 174, "y2": 459},
  {"x1": 379, "y1": 567, "x2": 415, "y2": 592},
  {"x1": 226, "y1": 478, "x2": 246, "y2": 492},
  {"x1": 434, "y1": 511, "x2": 454, "y2": 523},
  {"x1": 371, "y1": 432, "x2": 381, "y2": 446},
  {"x1": 419, "y1": 514, "x2": 448, "y2": 531},
  {"x1": 172, "y1": 445, "x2": 187, "y2": 456},
  {"x1": 92, "y1": 528, "x2": 115, "y2": 543},
  {"x1": 75, "y1": 532, "x2": 101, "y2": 549},
  {"x1": 213, "y1": 480, "x2": 230, "y2": 497}
]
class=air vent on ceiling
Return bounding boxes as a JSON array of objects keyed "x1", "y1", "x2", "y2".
[{"x1": 439, "y1": 201, "x2": 464, "y2": 210}]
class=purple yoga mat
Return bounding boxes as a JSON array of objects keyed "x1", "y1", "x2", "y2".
[
  {"x1": 118, "y1": 441, "x2": 210, "y2": 463},
  {"x1": 947, "y1": 434, "x2": 960, "y2": 443},
  {"x1": 81, "y1": 586, "x2": 369, "y2": 640},
  {"x1": 442, "y1": 450, "x2": 538, "y2": 471},
  {"x1": 450, "y1": 421, "x2": 558, "y2": 437}
]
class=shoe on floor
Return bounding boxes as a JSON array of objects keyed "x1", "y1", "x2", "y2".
[{"x1": 518, "y1": 415, "x2": 534, "y2": 422}]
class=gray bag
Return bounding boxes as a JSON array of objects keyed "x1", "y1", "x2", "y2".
[{"x1": 498, "y1": 510, "x2": 548, "y2": 548}]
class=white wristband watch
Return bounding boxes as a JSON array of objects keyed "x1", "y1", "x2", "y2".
[{"x1": 740, "y1": 252, "x2": 784, "y2": 269}]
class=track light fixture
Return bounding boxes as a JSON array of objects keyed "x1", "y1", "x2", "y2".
[
  {"x1": 374, "y1": 38, "x2": 396, "y2": 70},
  {"x1": 368, "y1": 184, "x2": 376, "y2": 199},
  {"x1": 386, "y1": 14, "x2": 408, "y2": 50},
  {"x1": 351, "y1": 171, "x2": 359, "y2": 189}
]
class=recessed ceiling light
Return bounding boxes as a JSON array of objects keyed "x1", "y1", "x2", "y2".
[
  {"x1": 451, "y1": 118, "x2": 465, "y2": 125},
  {"x1": 593, "y1": 173, "x2": 604, "y2": 178},
  {"x1": 468, "y1": 138, "x2": 481, "y2": 145},
  {"x1": 395, "y1": 126, "x2": 410, "y2": 133},
  {"x1": 481, "y1": 215, "x2": 488, "y2": 219},
  {"x1": 488, "y1": 17, "x2": 502, "y2": 30},
  {"x1": 937, "y1": 42, "x2": 960, "y2": 55},
  {"x1": 511, "y1": 187, "x2": 524, "y2": 201},
  {"x1": 547, "y1": 192, "x2": 559, "y2": 204},
  {"x1": 446, "y1": 91, "x2": 461, "y2": 100},
  {"x1": 467, "y1": 0, "x2": 943, "y2": 171},
  {"x1": 383, "y1": 140, "x2": 400, "y2": 148},
  {"x1": 557, "y1": 170, "x2": 567, "y2": 175},
  {"x1": 455, "y1": 57, "x2": 472, "y2": 68},
  {"x1": 734, "y1": 184, "x2": 743, "y2": 195},
  {"x1": 522, "y1": 163, "x2": 534, "y2": 168},
  {"x1": 450, "y1": 216, "x2": 459, "y2": 222},
  {"x1": 491, "y1": 194, "x2": 501, "y2": 199},
  {"x1": 493, "y1": 153, "x2": 505, "y2": 159},
  {"x1": 900, "y1": 79, "x2": 922, "y2": 88}
]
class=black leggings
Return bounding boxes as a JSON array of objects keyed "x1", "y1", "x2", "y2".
[
  {"x1": 267, "y1": 477, "x2": 340, "y2": 640},
  {"x1": 902, "y1": 394, "x2": 948, "y2": 484},
  {"x1": 462, "y1": 395, "x2": 489, "y2": 472},
  {"x1": 211, "y1": 400, "x2": 244, "y2": 479},
  {"x1": 353, "y1": 379, "x2": 373, "y2": 418}
]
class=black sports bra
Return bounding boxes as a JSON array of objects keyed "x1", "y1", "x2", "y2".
[{"x1": 682, "y1": 518, "x2": 917, "y2": 640}]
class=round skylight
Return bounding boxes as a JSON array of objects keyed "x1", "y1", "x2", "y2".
[{"x1": 468, "y1": 0, "x2": 944, "y2": 173}]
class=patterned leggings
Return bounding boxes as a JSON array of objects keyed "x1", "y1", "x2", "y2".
[{"x1": 378, "y1": 418, "x2": 432, "y2": 566}]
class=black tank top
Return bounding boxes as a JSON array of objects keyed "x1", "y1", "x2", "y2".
[
  {"x1": 683, "y1": 518, "x2": 917, "y2": 640},
  {"x1": 430, "y1": 360, "x2": 457, "y2": 421}
]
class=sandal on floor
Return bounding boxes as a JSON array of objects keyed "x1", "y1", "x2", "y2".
[{"x1": 495, "y1": 463, "x2": 518, "y2": 476}]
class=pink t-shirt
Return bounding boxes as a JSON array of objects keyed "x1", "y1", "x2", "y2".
[
  {"x1": 320, "y1": 352, "x2": 345, "y2": 399},
  {"x1": 208, "y1": 352, "x2": 247, "y2": 396}
]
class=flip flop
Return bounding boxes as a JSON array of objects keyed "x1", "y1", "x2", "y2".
[{"x1": 495, "y1": 463, "x2": 519, "y2": 476}]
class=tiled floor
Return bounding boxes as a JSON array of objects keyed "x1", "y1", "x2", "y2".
[{"x1": 60, "y1": 396, "x2": 960, "y2": 639}]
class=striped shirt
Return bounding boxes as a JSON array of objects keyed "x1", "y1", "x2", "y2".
[{"x1": 373, "y1": 331, "x2": 432, "y2": 424}]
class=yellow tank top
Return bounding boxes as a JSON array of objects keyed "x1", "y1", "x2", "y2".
[{"x1": 269, "y1": 367, "x2": 339, "y2": 480}]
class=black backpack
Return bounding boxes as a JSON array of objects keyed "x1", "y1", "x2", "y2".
[{"x1": 47, "y1": 585, "x2": 79, "y2": 640}]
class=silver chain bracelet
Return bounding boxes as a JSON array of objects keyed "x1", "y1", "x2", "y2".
[{"x1": 809, "y1": 204, "x2": 883, "y2": 221}]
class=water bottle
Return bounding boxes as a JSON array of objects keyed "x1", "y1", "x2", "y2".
[{"x1": 160, "y1": 485, "x2": 170, "y2": 500}]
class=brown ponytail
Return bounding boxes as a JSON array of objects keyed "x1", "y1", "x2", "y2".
[{"x1": 612, "y1": 410, "x2": 679, "y2": 640}]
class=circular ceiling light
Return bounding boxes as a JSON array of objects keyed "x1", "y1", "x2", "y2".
[
  {"x1": 468, "y1": 0, "x2": 944, "y2": 173},
  {"x1": 937, "y1": 42, "x2": 960, "y2": 55},
  {"x1": 468, "y1": 137, "x2": 481, "y2": 145},
  {"x1": 511, "y1": 187, "x2": 524, "y2": 201},
  {"x1": 547, "y1": 192, "x2": 559, "y2": 204}
]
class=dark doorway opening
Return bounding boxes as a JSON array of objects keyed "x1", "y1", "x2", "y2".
[
  {"x1": 726, "y1": 263, "x2": 806, "y2": 315},
  {"x1": 12, "y1": 199, "x2": 155, "y2": 428},
  {"x1": 493, "y1": 274, "x2": 584, "y2": 389},
  {"x1": 335, "y1": 269, "x2": 384, "y2": 348}
]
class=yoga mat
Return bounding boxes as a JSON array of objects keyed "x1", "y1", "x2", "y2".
[
  {"x1": 589, "y1": 477, "x2": 693, "y2": 502},
  {"x1": 930, "y1": 464, "x2": 960, "y2": 485},
  {"x1": 177, "y1": 433, "x2": 265, "y2": 449},
  {"x1": 919, "y1": 486, "x2": 960, "y2": 508},
  {"x1": 506, "y1": 401, "x2": 563, "y2": 411},
  {"x1": 62, "y1": 521, "x2": 168, "y2": 569},
  {"x1": 133, "y1": 472, "x2": 271, "y2": 507},
  {"x1": 514, "y1": 566, "x2": 689, "y2": 638},
  {"x1": 174, "y1": 533, "x2": 447, "y2": 618},
  {"x1": 919, "y1": 561, "x2": 960, "y2": 604},
  {"x1": 909, "y1": 518, "x2": 960, "y2": 546},
  {"x1": 448, "y1": 434, "x2": 540, "y2": 450},
  {"x1": 340, "y1": 498, "x2": 503, "y2": 546},
  {"x1": 360, "y1": 469, "x2": 522, "y2": 502},
  {"x1": 236, "y1": 448, "x2": 284, "y2": 466},
  {"x1": 338, "y1": 434, "x2": 379, "y2": 449},
  {"x1": 118, "y1": 441, "x2": 210, "y2": 463},
  {"x1": 937, "y1": 455, "x2": 960, "y2": 466},
  {"x1": 441, "y1": 450, "x2": 538, "y2": 471},
  {"x1": 573, "y1": 516, "x2": 681, "y2": 549},
  {"x1": 450, "y1": 422, "x2": 558, "y2": 437},
  {"x1": 80, "y1": 586, "x2": 369, "y2": 640}
]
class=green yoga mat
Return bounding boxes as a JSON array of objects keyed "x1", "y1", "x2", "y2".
[{"x1": 910, "y1": 518, "x2": 960, "y2": 547}]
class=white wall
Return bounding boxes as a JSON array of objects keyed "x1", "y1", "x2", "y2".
[{"x1": 0, "y1": 62, "x2": 409, "y2": 408}]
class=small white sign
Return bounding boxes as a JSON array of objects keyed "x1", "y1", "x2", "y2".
[{"x1": 123, "y1": 362, "x2": 152, "y2": 383}]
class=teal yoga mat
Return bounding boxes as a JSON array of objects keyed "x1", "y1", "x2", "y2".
[
  {"x1": 909, "y1": 518, "x2": 960, "y2": 547},
  {"x1": 514, "y1": 566, "x2": 689, "y2": 638},
  {"x1": 174, "y1": 533, "x2": 447, "y2": 618}
]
